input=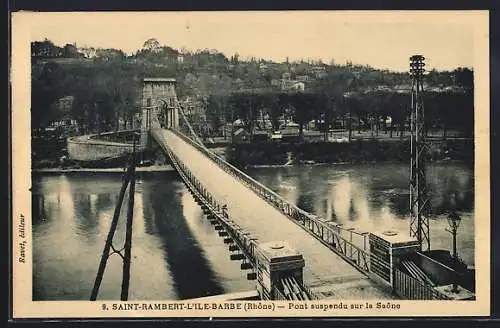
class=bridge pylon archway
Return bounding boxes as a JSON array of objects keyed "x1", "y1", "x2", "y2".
[{"x1": 140, "y1": 77, "x2": 180, "y2": 148}]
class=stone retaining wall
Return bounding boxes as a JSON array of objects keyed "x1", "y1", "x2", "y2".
[{"x1": 67, "y1": 134, "x2": 139, "y2": 161}]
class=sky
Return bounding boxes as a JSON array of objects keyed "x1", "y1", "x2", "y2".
[{"x1": 16, "y1": 10, "x2": 487, "y2": 72}]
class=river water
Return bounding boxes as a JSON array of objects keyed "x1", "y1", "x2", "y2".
[{"x1": 32, "y1": 163, "x2": 474, "y2": 301}]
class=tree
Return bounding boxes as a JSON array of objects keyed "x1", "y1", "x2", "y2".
[
  {"x1": 206, "y1": 95, "x2": 226, "y2": 136},
  {"x1": 392, "y1": 93, "x2": 409, "y2": 138},
  {"x1": 95, "y1": 48, "x2": 126, "y2": 61},
  {"x1": 230, "y1": 53, "x2": 239, "y2": 65},
  {"x1": 312, "y1": 70, "x2": 356, "y2": 139},
  {"x1": 286, "y1": 92, "x2": 316, "y2": 141},
  {"x1": 31, "y1": 62, "x2": 67, "y2": 128},
  {"x1": 261, "y1": 92, "x2": 282, "y2": 131},
  {"x1": 229, "y1": 91, "x2": 263, "y2": 139},
  {"x1": 62, "y1": 43, "x2": 81, "y2": 58},
  {"x1": 311, "y1": 93, "x2": 331, "y2": 140},
  {"x1": 454, "y1": 67, "x2": 473, "y2": 89},
  {"x1": 80, "y1": 47, "x2": 96, "y2": 59},
  {"x1": 142, "y1": 38, "x2": 161, "y2": 53}
]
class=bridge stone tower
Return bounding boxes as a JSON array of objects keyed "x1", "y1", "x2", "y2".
[
  {"x1": 141, "y1": 77, "x2": 180, "y2": 148},
  {"x1": 254, "y1": 241, "x2": 305, "y2": 300}
]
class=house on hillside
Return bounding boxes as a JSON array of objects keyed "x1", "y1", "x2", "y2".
[
  {"x1": 177, "y1": 50, "x2": 184, "y2": 64},
  {"x1": 296, "y1": 75, "x2": 311, "y2": 82},
  {"x1": 270, "y1": 79, "x2": 281, "y2": 87},
  {"x1": 259, "y1": 62, "x2": 269, "y2": 72},
  {"x1": 280, "y1": 80, "x2": 305, "y2": 92},
  {"x1": 277, "y1": 72, "x2": 306, "y2": 91},
  {"x1": 31, "y1": 40, "x2": 62, "y2": 58},
  {"x1": 309, "y1": 66, "x2": 327, "y2": 79},
  {"x1": 282, "y1": 72, "x2": 292, "y2": 80}
]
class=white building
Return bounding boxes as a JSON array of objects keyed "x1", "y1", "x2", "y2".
[{"x1": 280, "y1": 80, "x2": 305, "y2": 92}]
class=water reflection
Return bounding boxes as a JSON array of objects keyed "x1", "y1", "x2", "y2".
[
  {"x1": 32, "y1": 172, "x2": 252, "y2": 301},
  {"x1": 32, "y1": 163, "x2": 475, "y2": 300},
  {"x1": 247, "y1": 163, "x2": 475, "y2": 265},
  {"x1": 143, "y1": 180, "x2": 225, "y2": 299}
]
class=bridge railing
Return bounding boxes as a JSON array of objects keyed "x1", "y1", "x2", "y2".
[
  {"x1": 152, "y1": 127, "x2": 321, "y2": 300},
  {"x1": 154, "y1": 131, "x2": 258, "y2": 267},
  {"x1": 167, "y1": 126, "x2": 374, "y2": 275}
]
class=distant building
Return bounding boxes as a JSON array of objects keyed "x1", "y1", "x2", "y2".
[
  {"x1": 296, "y1": 75, "x2": 311, "y2": 82},
  {"x1": 280, "y1": 127, "x2": 301, "y2": 142},
  {"x1": 45, "y1": 103, "x2": 80, "y2": 135},
  {"x1": 31, "y1": 40, "x2": 62, "y2": 58},
  {"x1": 282, "y1": 72, "x2": 292, "y2": 80},
  {"x1": 279, "y1": 122, "x2": 300, "y2": 134},
  {"x1": 280, "y1": 80, "x2": 305, "y2": 92},
  {"x1": 274, "y1": 122, "x2": 301, "y2": 142},
  {"x1": 309, "y1": 66, "x2": 327, "y2": 79},
  {"x1": 303, "y1": 130, "x2": 323, "y2": 142},
  {"x1": 291, "y1": 81, "x2": 305, "y2": 91},
  {"x1": 232, "y1": 119, "x2": 245, "y2": 127},
  {"x1": 270, "y1": 79, "x2": 281, "y2": 87},
  {"x1": 270, "y1": 132, "x2": 282, "y2": 141},
  {"x1": 47, "y1": 117, "x2": 78, "y2": 129}
]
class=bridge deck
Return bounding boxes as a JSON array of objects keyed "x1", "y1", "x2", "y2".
[{"x1": 154, "y1": 129, "x2": 395, "y2": 300}]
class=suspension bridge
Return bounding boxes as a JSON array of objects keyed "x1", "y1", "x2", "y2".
[{"x1": 87, "y1": 60, "x2": 475, "y2": 301}]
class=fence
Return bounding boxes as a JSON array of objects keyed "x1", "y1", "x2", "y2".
[{"x1": 393, "y1": 268, "x2": 451, "y2": 300}]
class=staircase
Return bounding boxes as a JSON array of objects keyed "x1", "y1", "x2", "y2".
[{"x1": 400, "y1": 260, "x2": 435, "y2": 287}]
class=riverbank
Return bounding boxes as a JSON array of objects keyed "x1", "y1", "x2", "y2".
[
  {"x1": 32, "y1": 164, "x2": 174, "y2": 174},
  {"x1": 244, "y1": 158, "x2": 467, "y2": 169},
  {"x1": 31, "y1": 137, "x2": 473, "y2": 173},
  {"x1": 226, "y1": 138, "x2": 474, "y2": 169}
]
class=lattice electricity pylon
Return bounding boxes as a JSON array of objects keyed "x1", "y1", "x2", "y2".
[{"x1": 409, "y1": 55, "x2": 431, "y2": 251}]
